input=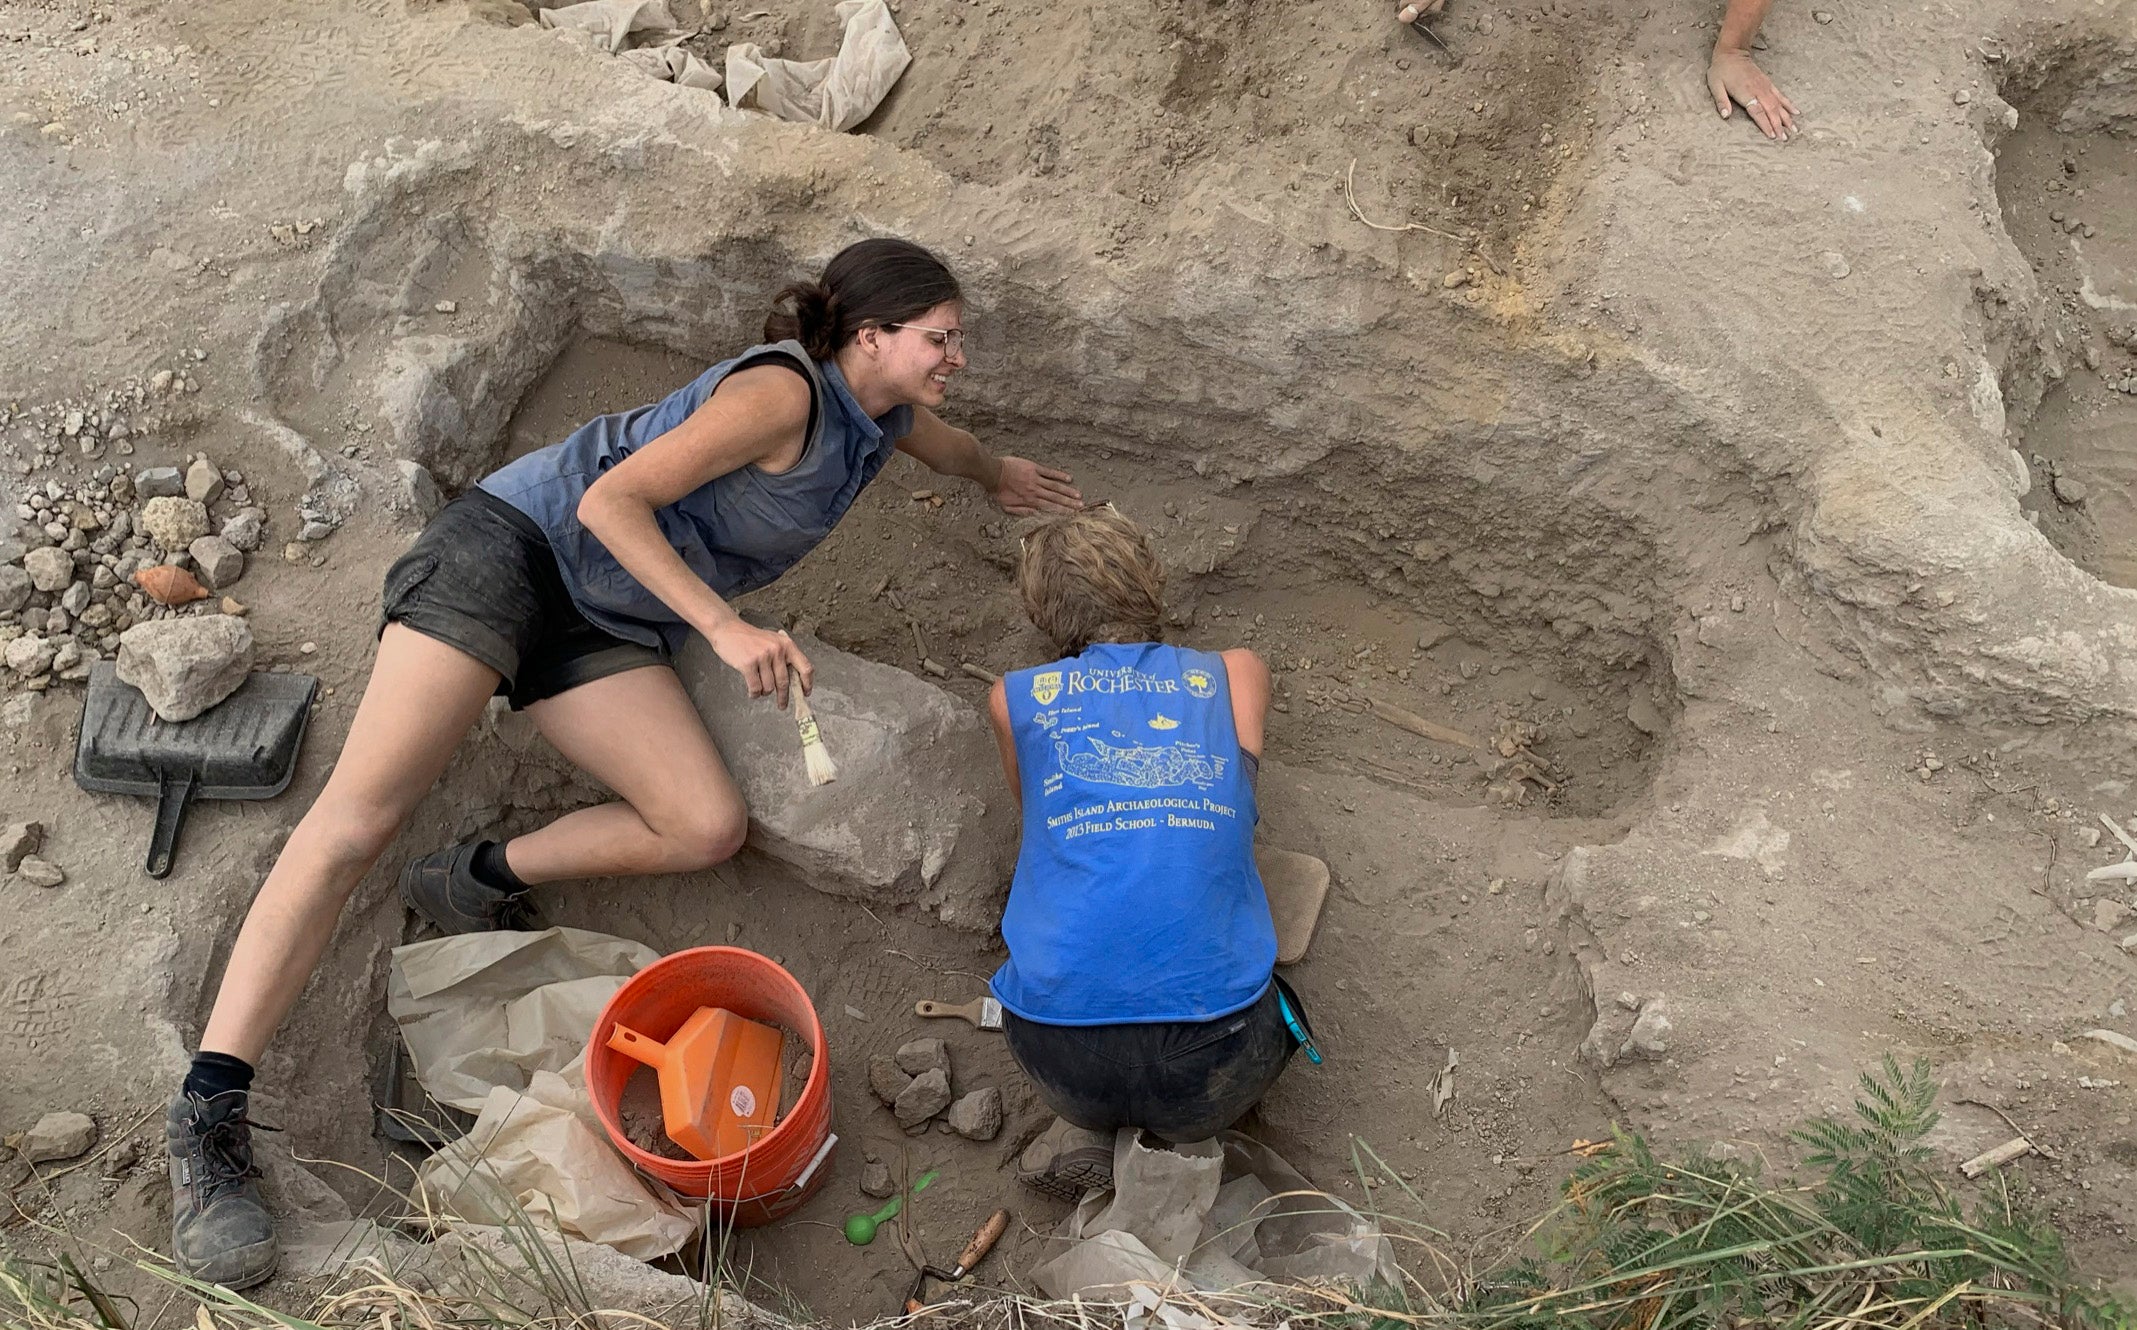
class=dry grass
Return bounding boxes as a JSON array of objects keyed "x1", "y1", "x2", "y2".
[{"x1": 6, "y1": 1062, "x2": 2127, "y2": 1330}]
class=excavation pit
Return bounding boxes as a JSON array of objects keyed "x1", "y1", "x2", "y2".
[{"x1": 1994, "y1": 43, "x2": 2137, "y2": 588}]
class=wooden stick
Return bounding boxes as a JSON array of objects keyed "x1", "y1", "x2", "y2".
[
  {"x1": 1366, "y1": 697, "x2": 1485, "y2": 750},
  {"x1": 1959, "y1": 1137, "x2": 2033, "y2": 1178},
  {"x1": 909, "y1": 619, "x2": 929, "y2": 662},
  {"x1": 960, "y1": 662, "x2": 1000, "y2": 684}
]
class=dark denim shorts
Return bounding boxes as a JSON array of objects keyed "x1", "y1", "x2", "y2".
[
  {"x1": 1003, "y1": 977, "x2": 1303, "y2": 1143},
  {"x1": 379, "y1": 489, "x2": 667, "y2": 710}
]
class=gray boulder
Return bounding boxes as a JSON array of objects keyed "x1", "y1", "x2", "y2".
[
  {"x1": 676, "y1": 631, "x2": 1014, "y2": 928},
  {"x1": 116, "y1": 615, "x2": 254, "y2": 721}
]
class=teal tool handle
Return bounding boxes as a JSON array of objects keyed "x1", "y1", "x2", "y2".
[{"x1": 1278, "y1": 989, "x2": 1322, "y2": 1065}]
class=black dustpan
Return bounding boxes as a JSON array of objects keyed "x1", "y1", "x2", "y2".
[{"x1": 74, "y1": 662, "x2": 318, "y2": 878}]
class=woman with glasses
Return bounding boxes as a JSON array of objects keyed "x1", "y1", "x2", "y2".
[{"x1": 161, "y1": 237, "x2": 1080, "y2": 1292}]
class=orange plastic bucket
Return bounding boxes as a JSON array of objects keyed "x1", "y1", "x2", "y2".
[{"x1": 587, "y1": 947, "x2": 835, "y2": 1224}]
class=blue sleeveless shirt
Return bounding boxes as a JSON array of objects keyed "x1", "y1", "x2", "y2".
[
  {"x1": 990, "y1": 643, "x2": 1276, "y2": 1026},
  {"x1": 478, "y1": 340, "x2": 912, "y2": 651}
]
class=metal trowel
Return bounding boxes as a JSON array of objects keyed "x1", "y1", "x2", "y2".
[{"x1": 73, "y1": 662, "x2": 318, "y2": 878}]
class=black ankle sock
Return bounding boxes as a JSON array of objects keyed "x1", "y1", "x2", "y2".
[
  {"x1": 183, "y1": 1051, "x2": 255, "y2": 1102},
  {"x1": 470, "y1": 840, "x2": 530, "y2": 895}
]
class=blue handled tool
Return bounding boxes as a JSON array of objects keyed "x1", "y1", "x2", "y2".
[{"x1": 1277, "y1": 987, "x2": 1322, "y2": 1065}]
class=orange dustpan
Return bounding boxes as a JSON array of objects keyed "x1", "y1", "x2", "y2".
[{"x1": 607, "y1": 1006, "x2": 784, "y2": 1161}]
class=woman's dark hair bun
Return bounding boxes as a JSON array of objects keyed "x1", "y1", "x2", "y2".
[
  {"x1": 764, "y1": 281, "x2": 842, "y2": 359},
  {"x1": 762, "y1": 239, "x2": 961, "y2": 360}
]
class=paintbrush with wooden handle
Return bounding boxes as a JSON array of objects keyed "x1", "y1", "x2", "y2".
[{"x1": 788, "y1": 675, "x2": 837, "y2": 786}]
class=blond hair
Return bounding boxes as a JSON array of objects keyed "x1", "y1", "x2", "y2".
[{"x1": 1017, "y1": 506, "x2": 1166, "y2": 655}]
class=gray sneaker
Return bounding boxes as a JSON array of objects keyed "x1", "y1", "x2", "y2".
[
  {"x1": 398, "y1": 842, "x2": 540, "y2": 935},
  {"x1": 166, "y1": 1090, "x2": 278, "y2": 1290},
  {"x1": 1015, "y1": 1119, "x2": 1116, "y2": 1200}
]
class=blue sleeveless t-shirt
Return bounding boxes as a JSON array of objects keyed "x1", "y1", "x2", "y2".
[
  {"x1": 478, "y1": 339, "x2": 912, "y2": 652},
  {"x1": 990, "y1": 642, "x2": 1276, "y2": 1026}
]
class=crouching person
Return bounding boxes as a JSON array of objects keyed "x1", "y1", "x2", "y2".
[{"x1": 983, "y1": 506, "x2": 1308, "y2": 1199}]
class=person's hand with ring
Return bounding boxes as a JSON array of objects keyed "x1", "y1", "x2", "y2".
[
  {"x1": 990, "y1": 456, "x2": 1082, "y2": 516},
  {"x1": 1708, "y1": 0, "x2": 1798, "y2": 141}
]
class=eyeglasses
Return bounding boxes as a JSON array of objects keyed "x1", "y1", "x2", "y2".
[{"x1": 885, "y1": 322, "x2": 966, "y2": 358}]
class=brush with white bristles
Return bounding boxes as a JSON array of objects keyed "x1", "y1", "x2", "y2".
[{"x1": 788, "y1": 675, "x2": 838, "y2": 786}]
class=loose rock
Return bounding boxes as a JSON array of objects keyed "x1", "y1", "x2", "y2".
[
  {"x1": 893, "y1": 1068, "x2": 952, "y2": 1128},
  {"x1": 859, "y1": 1158, "x2": 895, "y2": 1198},
  {"x1": 0, "y1": 566, "x2": 30, "y2": 613},
  {"x1": 895, "y1": 1037, "x2": 951, "y2": 1079},
  {"x1": 24, "y1": 546, "x2": 73, "y2": 593},
  {"x1": 944, "y1": 1087, "x2": 1002, "y2": 1141},
  {"x1": 868, "y1": 1055, "x2": 913, "y2": 1107},
  {"x1": 16, "y1": 855, "x2": 63, "y2": 888},
  {"x1": 19, "y1": 1111, "x2": 96, "y2": 1163},
  {"x1": 0, "y1": 821, "x2": 43, "y2": 870},
  {"x1": 189, "y1": 535, "x2": 245, "y2": 590},
  {"x1": 185, "y1": 456, "x2": 225, "y2": 505},
  {"x1": 5, "y1": 634, "x2": 55, "y2": 676},
  {"x1": 219, "y1": 509, "x2": 265, "y2": 552},
  {"x1": 395, "y1": 460, "x2": 442, "y2": 521},
  {"x1": 2052, "y1": 475, "x2": 2088, "y2": 506},
  {"x1": 1624, "y1": 999, "x2": 1673, "y2": 1059},
  {"x1": 133, "y1": 466, "x2": 185, "y2": 499},
  {"x1": 116, "y1": 615, "x2": 254, "y2": 721},
  {"x1": 140, "y1": 497, "x2": 210, "y2": 551}
]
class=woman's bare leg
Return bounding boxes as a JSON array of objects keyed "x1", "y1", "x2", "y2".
[
  {"x1": 505, "y1": 665, "x2": 748, "y2": 882},
  {"x1": 197, "y1": 625, "x2": 501, "y2": 1063}
]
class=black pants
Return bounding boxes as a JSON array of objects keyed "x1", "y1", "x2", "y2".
[{"x1": 1004, "y1": 980, "x2": 1301, "y2": 1143}]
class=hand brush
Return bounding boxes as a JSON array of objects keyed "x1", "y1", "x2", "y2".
[{"x1": 788, "y1": 675, "x2": 838, "y2": 786}]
